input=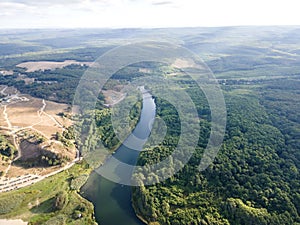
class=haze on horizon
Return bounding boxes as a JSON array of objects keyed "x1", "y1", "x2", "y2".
[{"x1": 0, "y1": 0, "x2": 300, "y2": 29}]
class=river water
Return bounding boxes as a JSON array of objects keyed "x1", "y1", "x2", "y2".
[{"x1": 82, "y1": 90, "x2": 156, "y2": 225}]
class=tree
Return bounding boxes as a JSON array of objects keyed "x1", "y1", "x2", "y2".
[{"x1": 54, "y1": 191, "x2": 68, "y2": 211}]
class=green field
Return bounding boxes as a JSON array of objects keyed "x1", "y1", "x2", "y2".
[{"x1": 0, "y1": 161, "x2": 96, "y2": 225}]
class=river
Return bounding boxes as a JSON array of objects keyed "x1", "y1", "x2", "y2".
[{"x1": 81, "y1": 89, "x2": 156, "y2": 225}]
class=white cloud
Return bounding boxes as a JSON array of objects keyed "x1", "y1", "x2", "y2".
[{"x1": 0, "y1": 0, "x2": 300, "y2": 28}]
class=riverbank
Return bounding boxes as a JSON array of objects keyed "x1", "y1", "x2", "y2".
[
  {"x1": 0, "y1": 162, "x2": 97, "y2": 224},
  {"x1": 81, "y1": 89, "x2": 155, "y2": 225},
  {"x1": 131, "y1": 201, "x2": 148, "y2": 225}
]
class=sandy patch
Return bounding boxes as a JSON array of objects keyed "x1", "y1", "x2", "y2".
[
  {"x1": 0, "y1": 107, "x2": 8, "y2": 128},
  {"x1": 0, "y1": 163, "x2": 9, "y2": 173},
  {"x1": 0, "y1": 219, "x2": 27, "y2": 225},
  {"x1": 0, "y1": 70, "x2": 14, "y2": 76},
  {"x1": 7, "y1": 163, "x2": 60, "y2": 178},
  {"x1": 16, "y1": 60, "x2": 93, "y2": 72}
]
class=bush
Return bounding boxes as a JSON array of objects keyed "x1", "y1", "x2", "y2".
[
  {"x1": 54, "y1": 191, "x2": 68, "y2": 211},
  {"x1": 44, "y1": 214, "x2": 67, "y2": 225},
  {"x1": 70, "y1": 175, "x2": 89, "y2": 191}
]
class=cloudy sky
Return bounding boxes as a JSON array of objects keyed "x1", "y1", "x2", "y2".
[{"x1": 0, "y1": 0, "x2": 300, "y2": 28}]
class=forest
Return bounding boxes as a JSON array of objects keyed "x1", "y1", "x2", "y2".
[{"x1": 132, "y1": 76, "x2": 300, "y2": 225}]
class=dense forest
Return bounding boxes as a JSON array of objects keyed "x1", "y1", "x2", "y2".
[{"x1": 132, "y1": 77, "x2": 300, "y2": 225}]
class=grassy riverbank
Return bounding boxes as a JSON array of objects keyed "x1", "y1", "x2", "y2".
[{"x1": 0, "y1": 161, "x2": 97, "y2": 225}]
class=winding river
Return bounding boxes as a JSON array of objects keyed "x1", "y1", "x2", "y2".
[{"x1": 82, "y1": 89, "x2": 156, "y2": 225}]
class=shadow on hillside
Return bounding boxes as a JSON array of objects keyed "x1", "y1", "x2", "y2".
[{"x1": 30, "y1": 197, "x2": 55, "y2": 214}]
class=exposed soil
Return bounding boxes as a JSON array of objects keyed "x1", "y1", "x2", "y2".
[
  {"x1": 16, "y1": 60, "x2": 93, "y2": 72},
  {"x1": 0, "y1": 88, "x2": 75, "y2": 179}
]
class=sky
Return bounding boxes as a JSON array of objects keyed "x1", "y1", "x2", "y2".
[{"x1": 0, "y1": 0, "x2": 300, "y2": 28}]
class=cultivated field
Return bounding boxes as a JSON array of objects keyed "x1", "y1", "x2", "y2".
[{"x1": 16, "y1": 60, "x2": 93, "y2": 72}]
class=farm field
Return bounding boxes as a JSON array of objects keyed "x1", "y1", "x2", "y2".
[{"x1": 16, "y1": 60, "x2": 93, "y2": 72}]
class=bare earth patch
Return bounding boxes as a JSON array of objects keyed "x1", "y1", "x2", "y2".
[
  {"x1": 16, "y1": 60, "x2": 93, "y2": 72},
  {"x1": 4, "y1": 97, "x2": 70, "y2": 139},
  {"x1": 139, "y1": 68, "x2": 152, "y2": 73},
  {"x1": 0, "y1": 92, "x2": 75, "y2": 180},
  {"x1": 0, "y1": 219, "x2": 27, "y2": 225},
  {"x1": 0, "y1": 107, "x2": 8, "y2": 130},
  {"x1": 0, "y1": 70, "x2": 14, "y2": 76},
  {"x1": 0, "y1": 163, "x2": 9, "y2": 173},
  {"x1": 102, "y1": 90, "x2": 126, "y2": 107},
  {"x1": 7, "y1": 163, "x2": 60, "y2": 178},
  {"x1": 172, "y1": 58, "x2": 203, "y2": 69}
]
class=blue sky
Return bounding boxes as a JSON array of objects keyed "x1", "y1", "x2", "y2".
[{"x1": 0, "y1": 0, "x2": 300, "y2": 28}]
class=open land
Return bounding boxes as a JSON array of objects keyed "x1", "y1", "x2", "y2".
[
  {"x1": 16, "y1": 60, "x2": 93, "y2": 72},
  {"x1": 0, "y1": 219, "x2": 27, "y2": 225},
  {"x1": 0, "y1": 85, "x2": 77, "y2": 192}
]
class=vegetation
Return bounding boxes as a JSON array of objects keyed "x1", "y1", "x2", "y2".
[
  {"x1": 54, "y1": 191, "x2": 68, "y2": 211},
  {"x1": 0, "y1": 161, "x2": 96, "y2": 225},
  {"x1": 0, "y1": 135, "x2": 16, "y2": 159},
  {"x1": 70, "y1": 174, "x2": 89, "y2": 191},
  {"x1": 74, "y1": 95, "x2": 142, "y2": 168},
  {"x1": 1, "y1": 27, "x2": 300, "y2": 225},
  {"x1": 0, "y1": 193, "x2": 25, "y2": 215},
  {"x1": 132, "y1": 77, "x2": 300, "y2": 225},
  {"x1": 0, "y1": 65, "x2": 89, "y2": 104}
]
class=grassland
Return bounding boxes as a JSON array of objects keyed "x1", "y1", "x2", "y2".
[{"x1": 0, "y1": 161, "x2": 96, "y2": 225}]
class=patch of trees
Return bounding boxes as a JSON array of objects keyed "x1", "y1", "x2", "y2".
[
  {"x1": 259, "y1": 79, "x2": 300, "y2": 168},
  {"x1": 0, "y1": 64, "x2": 104, "y2": 104},
  {"x1": 40, "y1": 152, "x2": 68, "y2": 167},
  {"x1": 70, "y1": 174, "x2": 89, "y2": 191},
  {"x1": 56, "y1": 131, "x2": 74, "y2": 148},
  {"x1": 74, "y1": 97, "x2": 142, "y2": 168},
  {"x1": 16, "y1": 149, "x2": 68, "y2": 168},
  {"x1": 0, "y1": 135, "x2": 16, "y2": 158},
  {"x1": 20, "y1": 65, "x2": 87, "y2": 103},
  {"x1": 72, "y1": 203, "x2": 89, "y2": 220}
]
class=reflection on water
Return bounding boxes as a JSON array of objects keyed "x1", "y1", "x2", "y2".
[{"x1": 82, "y1": 90, "x2": 155, "y2": 225}]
